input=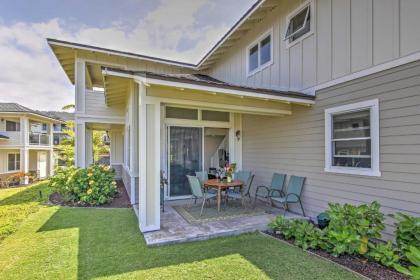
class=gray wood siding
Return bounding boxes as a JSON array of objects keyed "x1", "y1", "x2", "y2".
[
  {"x1": 84, "y1": 90, "x2": 125, "y2": 117},
  {"x1": 209, "y1": 0, "x2": 420, "y2": 92},
  {"x1": 242, "y1": 61, "x2": 420, "y2": 239}
]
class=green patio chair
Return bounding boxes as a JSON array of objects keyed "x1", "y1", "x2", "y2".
[
  {"x1": 195, "y1": 171, "x2": 217, "y2": 195},
  {"x1": 254, "y1": 173, "x2": 286, "y2": 205},
  {"x1": 232, "y1": 170, "x2": 251, "y2": 192},
  {"x1": 187, "y1": 175, "x2": 217, "y2": 216},
  {"x1": 226, "y1": 174, "x2": 255, "y2": 206},
  {"x1": 270, "y1": 175, "x2": 306, "y2": 217}
]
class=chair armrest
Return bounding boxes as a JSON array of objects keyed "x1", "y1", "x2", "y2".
[
  {"x1": 269, "y1": 189, "x2": 284, "y2": 198},
  {"x1": 285, "y1": 193, "x2": 301, "y2": 202}
]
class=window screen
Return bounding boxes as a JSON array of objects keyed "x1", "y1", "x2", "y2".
[
  {"x1": 248, "y1": 44, "x2": 259, "y2": 72},
  {"x1": 332, "y1": 110, "x2": 371, "y2": 168},
  {"x1": 165, "y1": 107, "x2": 198, "y2": 120},
  {"x1": 285, "y1": 5, "x2": 310, "y2": 43}
]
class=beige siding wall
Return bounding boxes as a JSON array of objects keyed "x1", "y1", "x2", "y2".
[
  {"x1": 209, "y1": 0, "x2": 420, "y2": 92},
  {"x1": 84, "y1": 90, "x2": 125, "y2": 117},
  {"x1": 242, "y1": 61, "x2": 420, "y2": 239}
]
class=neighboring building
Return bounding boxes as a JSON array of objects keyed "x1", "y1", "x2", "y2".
[
  {"x1": 41, "y1": 111, "x2": 74, "y2": 145},
  {"x1": 0, "y1": 103, "x2": 64, "y2": 182},
  {"x1": 48, "y1": 0, "x2": 420, "y2": 238}
]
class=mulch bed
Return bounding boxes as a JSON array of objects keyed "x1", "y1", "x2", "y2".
[
  {"x1": 263, "y1": 231, "x2": 409, "y2": 280},
  {"x1": 49, "y1": 180, "x2": 132, "y2": 208}
]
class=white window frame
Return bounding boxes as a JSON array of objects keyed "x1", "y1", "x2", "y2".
[
  {"x1": 285, "y1": 0, "x2": 315, "y2": 48},
  {"x1": 7, "y1": 152, "x2": 21, "y2": 172},
  {"x1": 246, "y1": 28, "x2": 274, "y2": 77},
  {"x1": 324, "y1": 99, "x2": 381, "y2": 177},
  {"x1": 5, "y1": 120, "x2": 20, "y2": 132}
]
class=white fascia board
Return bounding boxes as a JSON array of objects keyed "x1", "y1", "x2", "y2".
[
  {"x1": 49, "y1": 41, "x2": 196, "y2": 69},
  {"x1": 103, "y1": 68, "x2": 314, "y2": 105}
]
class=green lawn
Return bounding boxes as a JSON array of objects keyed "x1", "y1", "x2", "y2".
[{"x1": 0, "y1": 184, "x2": 362, "y2": 280}]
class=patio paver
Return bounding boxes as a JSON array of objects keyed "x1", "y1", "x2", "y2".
[{"x1": 144, "y1": 200, "x2": 303, "y2": 246}]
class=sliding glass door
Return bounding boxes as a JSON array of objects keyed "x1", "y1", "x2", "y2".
[{"x1": 168, "y1": 126, "x2": 202, "y2": 197}]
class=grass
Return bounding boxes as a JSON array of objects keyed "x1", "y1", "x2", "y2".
[
  {"x1": 0, "y1": 181, "x2": 51, "y2": 241},
  {"x1": 0, "y1": 185, "x2": 363, "y2": 280}
]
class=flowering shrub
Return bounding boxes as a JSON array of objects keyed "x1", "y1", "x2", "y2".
[{"x1": 49, "y1": 164, "x2": 117, "y2": 205}]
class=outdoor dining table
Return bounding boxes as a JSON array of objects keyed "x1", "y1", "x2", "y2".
[{"x1": 203, "y1": 179, "x2": 244, "y2": 212}]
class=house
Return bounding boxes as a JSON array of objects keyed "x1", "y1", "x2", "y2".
[
  {"x1": 0, "y1": 103, "x2": 64, "y2": 183},
  {"x1": 41, "y1": 111, "x2": 74, "y2": 145},
  {"x1": 48, "y1": 0, "x2": 420, "y2": 239}
]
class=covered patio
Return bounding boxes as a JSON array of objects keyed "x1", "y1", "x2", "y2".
[{"x1": 101, "y1": 67, "x2": 315, "y2": 242}]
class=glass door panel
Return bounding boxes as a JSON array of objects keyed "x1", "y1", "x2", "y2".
[{"x1": 169, "y1": 126, "x2": 202, "y2": 197}]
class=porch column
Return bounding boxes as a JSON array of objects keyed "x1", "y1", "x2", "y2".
[
  {"x1": 138, "y1": 82, "x2": 161, "y2": 232},
  {"x1": 48, "y1": 149, "x2": 55, "y2": 176},
  {"x1": 20, "y1": 148, "x2": 29, "y2": 184},
  {"x1": 75, "y1": 119, "x2": 86, "y2": 168},
  {"x1": 85, "y1": 128, "x2": 93, "y2": 166},
  {"x1": 20, "y1": 116, "x2": 29, "y2": 146},
  {"x1": 233, "y1": 113, "x2": 243, "y2": 170}
]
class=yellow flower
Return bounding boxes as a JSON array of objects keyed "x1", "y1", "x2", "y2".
[
  {"x1": 104, "y1": 166, "x2": 110, "y2": 171},
  {"x1": 89, "y1": 180, "x2": 95, "y2": 185},
  {"x1": 112, "y1": 181, "x2": 116, "y2": 185},
  {"x1": 87, "y1": 189, "x2": 93, "y2": 195},
  {"x1": 88, "y1": 173, "x2": 93, "y2": 177}
]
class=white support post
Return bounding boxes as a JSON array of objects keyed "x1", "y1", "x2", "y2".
[
  {"x1": 85, "y1": 128, "x2": 93, "y2": 166},
  {"x1": 20, "y1": 148, "x2": 29, "y2": 184},
  {"x1": 20, "y1": 116, "x2": 29, "y2": 146},
  {"x1": 75, "y1": 119, "x2": 86, "y2": 168},
  {"x1": 75, "y1": 58, "x2": 86, "y2": 114},
  {"x1": 48, "y1": 149, "x2": 55, "y2": 176},
  {"x1": 138, "y1": 82, "x2": 161, "y2": 232},
  {"x1": 233, "y1": 113, "x2": 243, "y2": 170}
]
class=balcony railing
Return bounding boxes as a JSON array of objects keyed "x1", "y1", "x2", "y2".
[{"x1": 29, "y1": 133, "x2": 50, "y2": 146}]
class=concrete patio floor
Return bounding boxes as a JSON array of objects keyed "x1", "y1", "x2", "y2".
[{"x1": 143, "y1": 200, "x2": 304, "y2": 246}]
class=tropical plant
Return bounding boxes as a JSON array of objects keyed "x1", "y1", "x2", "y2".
[
  {"x1": 391, "y1": 213, "x2": 420, "y2": 259},
  {"x1": 368, "y1": 241, "x2": 400, "y2": 268},
  {"x1": 394, "y1": 246, "x2": 420, "y2": 280},
  {"x1": 49, "y1": 164, "x2": 117, "y2": 205},
  {"x1": 323, "y1": 201, "x2": 385, "y2": 256}
]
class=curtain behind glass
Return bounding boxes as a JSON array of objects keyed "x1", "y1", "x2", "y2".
[{"x1": 169, "y1": 127, "x2": 202, "y2": 197}]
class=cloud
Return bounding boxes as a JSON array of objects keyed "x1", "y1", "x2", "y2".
[{"x1": 0, "y1": 0, "x2": 253, "y2": 110}]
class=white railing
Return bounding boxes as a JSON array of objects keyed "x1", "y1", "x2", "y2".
[{"x1": 29, "y1": 133, "x2": 50, "y2": 146}]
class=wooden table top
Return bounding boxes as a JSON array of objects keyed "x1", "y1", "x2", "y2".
[{"x1": 203, "y1": 179, "x2": 244, "y2": 189}]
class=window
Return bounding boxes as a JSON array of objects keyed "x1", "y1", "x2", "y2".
[
  {"x1": 6, "y1": 120, "x2": 20, "y2": 131},
  {"x1": 201, "y1": 110, "x2": 230, "y2": 122},
  {"x1": 165, "y1": 107, "x2": 198, "y2": 120},
  {"x1": 285, "y1": 1, "x2": 312, "y2": 45},
  {"x1": 325, "y1": 99, "x2": 380, "y2": 176},
  {"x1": 247, "y1": 29, "x2": 273, "y2": 75},
  {"x1": 8, "y1": 153, "x2": 20, "y2": 172},
  {"x1": 42, "y1": 123, "x2": 48, "y2": 132}
]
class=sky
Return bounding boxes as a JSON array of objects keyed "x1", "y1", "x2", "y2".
[{"x1": 0, "y1": 0, "x2": 255, "y2": 111}]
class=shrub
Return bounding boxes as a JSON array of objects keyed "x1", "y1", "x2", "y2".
[
  {"x1": 323, "y1": 201, "x2": 385, "y2": 256},
  {"x1": 368, "y1": 241, "x2": 400, "y2": 268},
  {"x1": 269, "y1": 216, "x2": 321, "y2": 250},
  {"x1": 394, "y1": 246, "x2": 420, "y2": 280},
  {"x1": 49, "y1": 164, "x2": 117, "y2": 205},
  {"x1": 391, "y1": 213, "x2": 420, "y2": 260}
]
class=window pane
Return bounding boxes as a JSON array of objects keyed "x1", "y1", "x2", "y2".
[
  {"x1": 16, "y1": 155, "x2": 20, "y2": 170},
  {"x1": 8, "y1": 154, "x2": 15, "y2": 171},
  {"x1": 248, "y1": 44, "x2": 259, "y2": 72},
  {"x1": 166, "y1": 107, "x2": 198, "y2": 120},
  {"x1": 333, "y1": 110, "x2": 370, "y2": 139},
  {"x1": 260, "y1": 35, "x2": 271, "y2": 65},
  {"x1": 6, "y1": 121, "x2": 18, "y2": 131},
  {"x1": 332, "y1": 157, "x2": 371, "y2": 168},
  {"x1": 287, "y1": 6, "x2": 310, "y2": 42},
  {"x1": 202, "y1": 110, "x2": 230, "y2": 122},
  {"x1": 333, "y1": 139, "x2": 371, "y2": 157}
]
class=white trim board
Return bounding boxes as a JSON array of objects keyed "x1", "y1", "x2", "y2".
[
  {"x1": 304, "y1": 51, "x2": 420, "y2": 95},
  {"x1": 324, "y1": 99, "x2": 381, "y2": 177}
]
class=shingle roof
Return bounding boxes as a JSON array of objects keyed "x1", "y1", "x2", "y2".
[
  {"x1": 103, "y1": 68, "x2": 315, "y2": 101},
  {"x1": 41, "y1": 111, "x2": 74, "y2": 121},
  {"x1": 0, "y1": 103, "x2": 63, "y2": 122}
]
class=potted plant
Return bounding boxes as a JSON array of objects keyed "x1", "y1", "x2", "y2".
[{"x1": 224, "y1": 163, "x2": 236, "y2": 183}]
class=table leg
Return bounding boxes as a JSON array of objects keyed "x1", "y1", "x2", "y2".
[{"x1": 217, "y1": 188, "x2": 221, "y2": 212}]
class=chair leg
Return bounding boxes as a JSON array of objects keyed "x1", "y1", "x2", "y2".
[
  {"x1": 299, "y1": 199, "x2": 306, "y2": 217},
  {"x1": 282, "y1": 202, "x2": 288, "y2": 216},
  {"x1": 200, "y1": 198, "x2": 206, "y2": 216}
]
